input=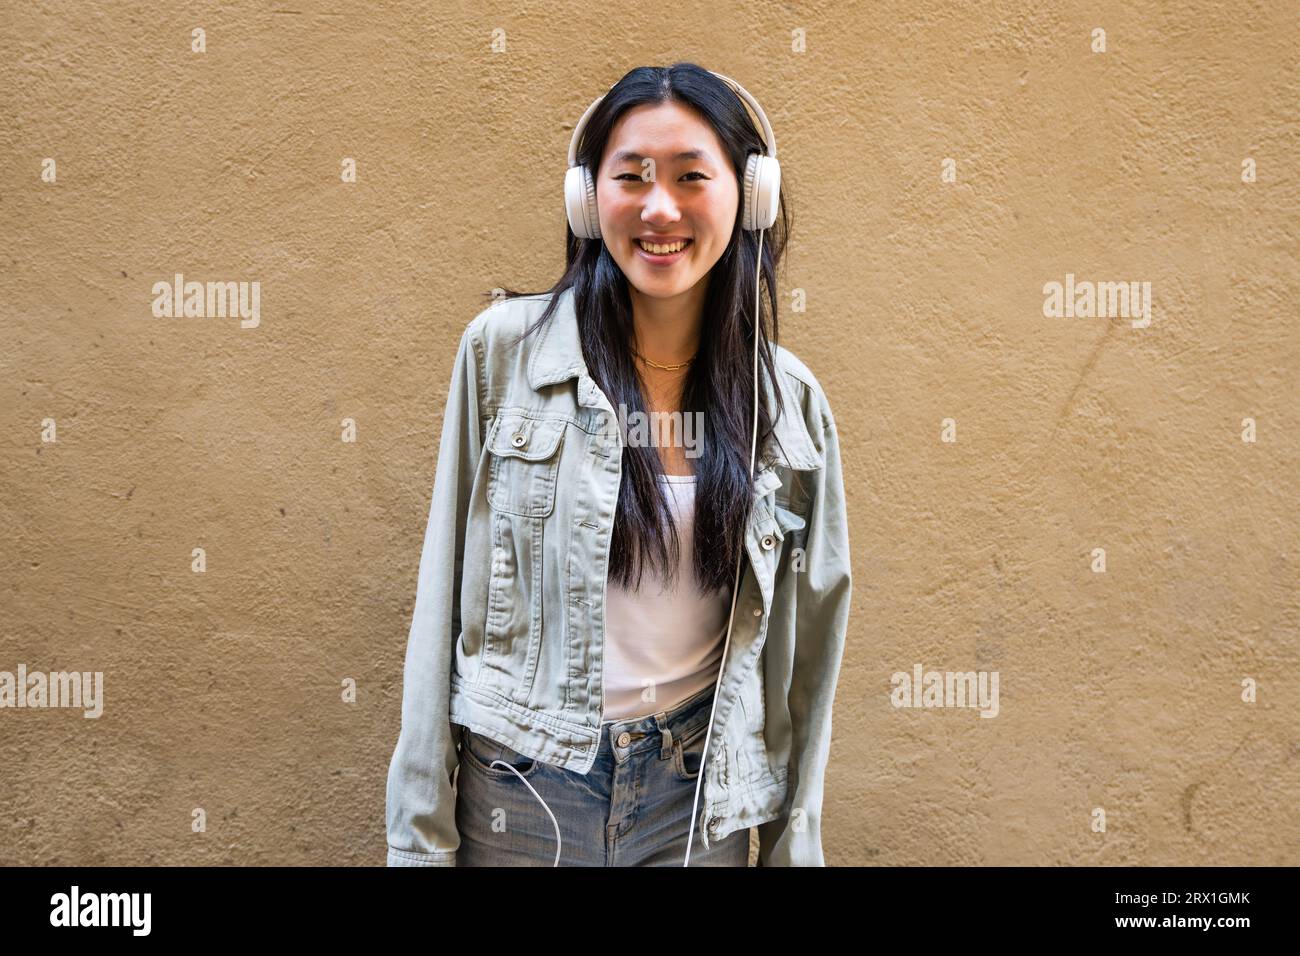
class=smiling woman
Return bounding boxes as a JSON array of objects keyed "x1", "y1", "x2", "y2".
[{"x1": 386, "y1": 63, "x2": 852, "y2": 869}]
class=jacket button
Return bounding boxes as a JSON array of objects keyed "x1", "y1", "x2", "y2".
[
  {"x1": 760, "y1": 534, "x2": 775, "y2": 551},
  {"x1": 616, "y1": 731, "x2": 631, "y2": 747},
  {"x1": 708, "y1": 817, "x2": 719, "y2": 831},
  {"x1": 752, "y1": 608, "x2": 762, "y2": 617},
  {"x1": 511, "y1": 432, "x2": 527, "y2": 447}
]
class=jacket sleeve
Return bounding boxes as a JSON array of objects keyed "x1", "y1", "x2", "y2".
[
  {"x1": 756, "y1": 389, "x2": 852, "y2": 866},
  {"x1": 385, "y1": 322, "x2": 484, "y2": 866}
]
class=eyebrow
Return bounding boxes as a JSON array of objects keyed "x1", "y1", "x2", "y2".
[{"x1": 610, "y1": 149, "x2": 710, "y2": 164}]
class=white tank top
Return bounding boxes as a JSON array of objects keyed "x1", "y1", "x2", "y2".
[{"x1": 601, "y1": 474, "x2": 731, "y2": 721}]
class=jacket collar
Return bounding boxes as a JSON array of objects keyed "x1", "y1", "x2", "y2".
[{"x1": 526, "y1": 287, "x2": 824, "y2": 475}]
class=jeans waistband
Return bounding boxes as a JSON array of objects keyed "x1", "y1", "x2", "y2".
[{"x1": 598, "y1": 683, "x2": 718, "y2": 761}]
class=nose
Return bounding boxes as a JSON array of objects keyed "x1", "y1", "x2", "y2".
[{"x1": 640, "y1": 180, "x2": 682, "y2": 225}]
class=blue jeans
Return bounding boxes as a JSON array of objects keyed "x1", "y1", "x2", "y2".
[{"x1": 453, "y1": 683, "x2": 750, "y2": 866}]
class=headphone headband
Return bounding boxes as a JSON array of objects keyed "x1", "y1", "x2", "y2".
[{"x1": 566, "y1": 70, "x2": 777, "y2": 168}]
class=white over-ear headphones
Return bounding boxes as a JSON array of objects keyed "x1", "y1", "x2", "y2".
[
  {"x1": 564, "y1": 70, "x2": 781, "y2": 237},
  {"x1": 490, "y1": 69, "x2": 780, "y2": 867}
]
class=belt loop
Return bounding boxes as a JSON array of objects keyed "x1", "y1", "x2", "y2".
[{"x1": 655, "y1": 711, "x2": 674, "y2": 759}]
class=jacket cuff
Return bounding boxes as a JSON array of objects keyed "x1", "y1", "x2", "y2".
[{"x1": 387, "y1": 846, "x2": 456, "y2": 867}]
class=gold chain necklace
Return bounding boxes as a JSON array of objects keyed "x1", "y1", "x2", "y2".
[{"x1": 632, "y1": 348, "x2": 695, "y2": 371}]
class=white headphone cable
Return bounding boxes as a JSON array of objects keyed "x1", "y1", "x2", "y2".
[{"x1": 683, "y1": 225, "x2": 764, "y2": 866}]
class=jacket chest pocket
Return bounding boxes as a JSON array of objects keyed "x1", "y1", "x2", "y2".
[{"x1": 486, "y1": 412, "x2": 567, "y2": 517}]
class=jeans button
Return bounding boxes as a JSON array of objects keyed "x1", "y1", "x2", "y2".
[{"x1": 616, "y1": 731, "x2": 631, "y2": 747}]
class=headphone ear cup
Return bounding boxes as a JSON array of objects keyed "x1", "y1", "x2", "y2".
[
  {"x1": 742, "y1": 153, "x2": 781, "y2": 231},
  {"x1": 565, "y1": 164, "x2": 601, "y2": 239}
]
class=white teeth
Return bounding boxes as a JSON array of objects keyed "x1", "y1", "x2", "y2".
[{"x1": 637, "y1": 239, "x2": 689, "y2": 255}]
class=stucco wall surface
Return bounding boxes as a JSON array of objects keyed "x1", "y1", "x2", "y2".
[{"x1": 1, "y1": 1, "x2": 1296, "y2": 865}]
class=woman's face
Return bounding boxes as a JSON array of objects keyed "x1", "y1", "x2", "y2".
[{"x1": 595, "y1": 100, "x2": 739, "y2": 304}]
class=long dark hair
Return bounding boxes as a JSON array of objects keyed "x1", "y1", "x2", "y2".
[{"x1": 486, "y1": 62, "x2": 794, "y2": 595}]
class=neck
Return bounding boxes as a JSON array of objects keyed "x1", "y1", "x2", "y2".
[{"x1": 627, "y1": 277, "x2": 708, "y2": 368}]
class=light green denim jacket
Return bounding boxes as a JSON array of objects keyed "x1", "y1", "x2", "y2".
[{"x1": 385, "y1": 287, "x2": 852, "y2": 866}]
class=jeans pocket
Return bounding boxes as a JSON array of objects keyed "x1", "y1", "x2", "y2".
[
  {"x1": 672, "y1": 720, "x2": 709, "y2": 782},
  {"x1": 459, "y1": 726, "x2": 542, "y2": 779}
]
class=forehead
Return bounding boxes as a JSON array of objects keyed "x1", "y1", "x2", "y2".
[{"x1": 600, "y1": 100, "x2": 727, "y2": 166}]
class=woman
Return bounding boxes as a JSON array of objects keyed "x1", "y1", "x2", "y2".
[{"x1": 386, "y1": 63, "x2": 852, "y2": 866}]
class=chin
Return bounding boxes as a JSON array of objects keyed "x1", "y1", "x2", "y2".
[{"x1": 633, "y1": 277, "x2": 693, "y2": 298}]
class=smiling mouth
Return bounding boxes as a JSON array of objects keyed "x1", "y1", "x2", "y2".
[{"x1": 635, "y1": 238, "x2": 693, "y2": 255}]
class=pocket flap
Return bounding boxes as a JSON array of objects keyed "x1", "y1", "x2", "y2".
[{"x1": 487, "y1": 413, "x2": 566, "y2": 461}]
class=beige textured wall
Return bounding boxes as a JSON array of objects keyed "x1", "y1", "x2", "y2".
[{"x1": 2, "y1": 1, "x2": 1296, "y2": 866}]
